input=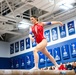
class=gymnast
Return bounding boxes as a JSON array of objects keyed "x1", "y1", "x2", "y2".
[{"x1": 29, "y1": 15, "x2": 63, "y2": 70}]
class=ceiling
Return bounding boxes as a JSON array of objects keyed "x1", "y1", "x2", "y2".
[{"x1": 0, "y1": 0, "x2": 76, "y2": 42}]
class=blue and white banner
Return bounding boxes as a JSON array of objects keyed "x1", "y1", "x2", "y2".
[
  {"x1": 25, "y1": 37, "x2": 30, "y2": 49},
  {"x1": 53, "y1": 47, "x2": 61, "y2": 61},
  {"x1": 10, "y1": 43, "x2": 14, "y2": 54},
  {"x1": 61, "y1": 45, "x2": 70, "y2": 59},
  {"x1": 21, "y1": 57, "x2": 25, "y2": 68},
  {"x1": 44, "y1": 30, "x2": 51, "y2": 42},
  {"x1": 20, "y1": 39, "x2": 24, "y2": 51},
  {"x1": 59, "y1": 24, "x2": 66, "y2": 38},
  {"x1": 10, "y1": 59, "x2": 14, "y2": 69},
  {"x1": 15, "y1": 42, "x2": 19, "y2": 53},
  {"x1": 31, "y1": 54, "x2": 34, "y2": 67},
  {"x1": 70, "y1": 42, "x2": 76, "y2": 57},
  {"x1": 46, "y1": 49, "x2": 52, "y2": 63},
  {"x1": 51, "y1": 27, "x2": 58, "y2": 41},
  {"x1": 15, "y1": 59, "x2": 20, "y2": 69},
  {"x1": 25, "y1": 55, "x2": 32, "y2": 69},
  {"x1": 39, "y1": 52, "x2": 45, "y2": 64},
  {"x1": 67, "y1": 20, "x2": 75, "y2": 35},
  {"x1": 32, "y1": 36, "x2": 37, "y2": 47}
]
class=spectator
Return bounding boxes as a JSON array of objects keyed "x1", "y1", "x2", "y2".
[
  {"x1": 72, "y1": 61, "x2": 76, "y2": 73},
  {"x1": 58, "y1": 63, "x2": 67, "y2": 70},
  {"x1": 49, "y1": 66, "x2": 52, "y2": 70},
  {"x1": 44, "y1": 67, "x2": 48, "y2": 70},
  {"x1": 66, "y1": 62, "x2": 72, "y2": 70}
]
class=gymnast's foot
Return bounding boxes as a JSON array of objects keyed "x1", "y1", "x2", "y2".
[
  {"x1": 55, "y1": 65, "x2": 60, "y2": 70},
  {"x1": 55, "y1": 66, "x2": 59, "y2": 70},
  {"x1": 30, "y1": 67, "x2": 39, "y2": 70}
]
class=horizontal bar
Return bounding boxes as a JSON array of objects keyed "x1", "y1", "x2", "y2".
[{"x1": 0, "y1": 70, "x2": 75, "y2": 75}]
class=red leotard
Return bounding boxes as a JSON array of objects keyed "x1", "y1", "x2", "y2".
[{"x1": 31, "y1": 23, "x2": 45, "y2": 43}]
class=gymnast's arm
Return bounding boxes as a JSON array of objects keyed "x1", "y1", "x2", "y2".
[
  {"x1": 29, "y1": 27, "x2": 34, "y2": 42},
  {"x1": 42, "y1": 21, "x2": 63, "y2": 26}
]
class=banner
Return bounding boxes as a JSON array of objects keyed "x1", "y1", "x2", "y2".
[
  {"x1": 26, "y1": 37, "x2": 30, "y2": 49},
  {"x1": 61, "y1": 45, "x2": 70, "y2": 59},
  {"x1": 39, "y1": 52, "x2": 45, "y2": 64},
  {"x1": 10, "y1": 43, "x2": 14, "y2": 54},
  {"x1": 20, "y1": 39, "x2": 24, "y2": 51},
  {"x1": 46, "y1": 49, "x2": 52, "y2": 63},
  {"x1": 15, "y1": 42, "x2": 19, "y2": 53},
  {"x1": 51, "y1": 27, "x2": 58, "y2": 41},
  {"x1": 53, "y1": 47, "x2": 61, "y2": 61},
  {"x1": 21, "y1": 57, "x2": 25, "y2": 69},
  {"x1": 67, "y1": 21, "x2": 75, "y2": 35},
  {"x1": 59, "y1": 24, "x2": 66, "y2": 38},
  {"x1": 32, "y1": 36, "x2": 37, "y2": 47},
  {"x1": 25, "y1": 55, "x2": 32, "y2": 69},
  {"x1": 44, "y1": 30, "x2": 51, "y2": 42},
  {"x1": 70, "y1": 42, "x2": 76, "y2": 57}
]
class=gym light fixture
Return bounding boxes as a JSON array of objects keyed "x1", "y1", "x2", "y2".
[
  {"x1": 58, "y1": 0, "x2": 74, "y2": 10},
  {"x1": 60, "y1": 4, "x2": 73, "y2": 10},
  {"x1": 26, "y1": 0, "x2": 35, "y2": 2},
  {"x1": 49, "y1": 0, "x2": 54, "y2": 2},
  {"x1": 18, "y1": 20, "x2": 32, "y2": 29}
]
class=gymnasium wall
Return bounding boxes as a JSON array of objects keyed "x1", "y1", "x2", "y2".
[
  {"x1": 0, "y1": 41, "x2": 10, "y2": 69},
  {"x1": 9, "y1": 16, "x2": 76, "y2": 69},
  {"x1": 0, "y1": 41, "x2": 9, "y2": 57}
]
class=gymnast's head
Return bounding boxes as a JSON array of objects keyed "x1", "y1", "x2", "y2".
[{"x1": 30, "y1": 15, "x2": 38, "y2": 24}]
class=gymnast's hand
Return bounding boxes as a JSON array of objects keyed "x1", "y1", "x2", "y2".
[
  {"x1": 31, "y1": 38, "x2": 34, "y2": 42},
  {"x1": 59, "y1": 22, "x2": 63, "y2": 26}
]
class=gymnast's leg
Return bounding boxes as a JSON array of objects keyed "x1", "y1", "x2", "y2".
[
  {"x1": 41, "y1": 48, "x2": 59, "y2": 68},
  {"x1": 31, "y1": 39, "x2": 47, "y2": 70}
]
